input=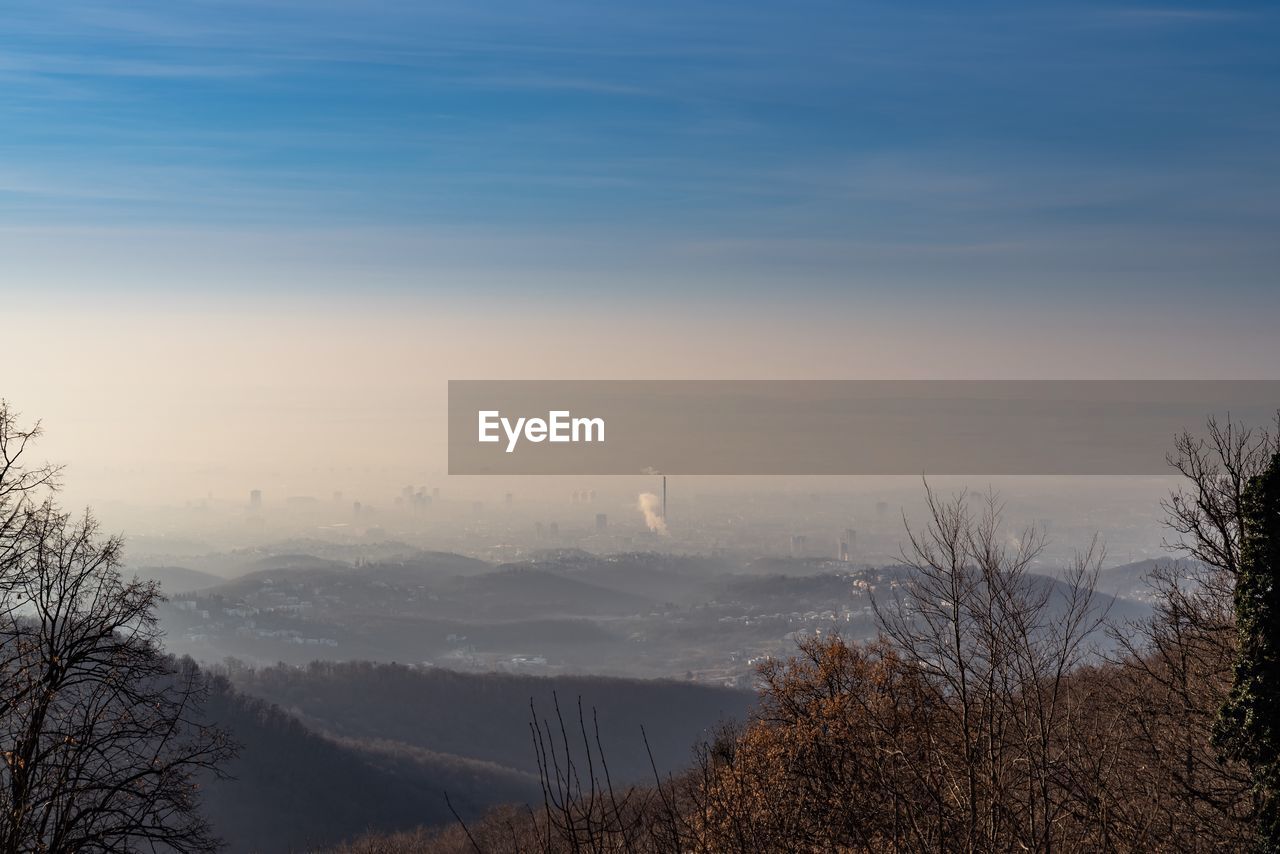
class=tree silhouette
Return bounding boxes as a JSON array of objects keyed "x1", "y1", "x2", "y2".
[{"x1": 0, "y1": 402, "x2": 234, "y2": 853}]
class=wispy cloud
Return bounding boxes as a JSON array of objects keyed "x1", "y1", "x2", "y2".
[{"x1": 1, "y1": 0, "x2": 1277, "y2": 305}]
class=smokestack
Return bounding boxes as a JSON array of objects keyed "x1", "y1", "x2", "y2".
[{"x1": 662, "y1": 476, "x2": 667, "y2": 522}]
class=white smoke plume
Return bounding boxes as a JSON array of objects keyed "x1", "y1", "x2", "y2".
[{"x1": 637, "y1": 492, "x2": 667, "y2": 534}]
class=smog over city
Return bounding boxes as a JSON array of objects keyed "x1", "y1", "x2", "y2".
[{"x1": 4, "y1": 2, "x2": 1280, "y2": 852}]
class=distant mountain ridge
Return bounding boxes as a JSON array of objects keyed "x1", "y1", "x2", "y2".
[
  {"x1": 130, "y1": 565, "x2": 225, "y2": 594},
  {"x1": 1095, "y1": 557, "x2": 1202, "y2": 603}
]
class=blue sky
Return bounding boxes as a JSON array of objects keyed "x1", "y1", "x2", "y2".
[
  {"x1": 4, "y1": 1, "x2": 1280, "y2": 502},
  {"x1": 3, "y1": 0, "x2": 1279, "y2": 302}
]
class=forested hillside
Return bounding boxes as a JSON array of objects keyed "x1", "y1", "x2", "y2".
[
  {"x1": 197, "y1": 675, "x2": 539, "y2": 852},
  {"x1": 224, "y1": 661, "x2": 755, "y2": 784}
]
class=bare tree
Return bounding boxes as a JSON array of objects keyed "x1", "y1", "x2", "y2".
[
  {"x1": 1162, "y1": 414, "x2": 1278, "y2": 577},
  {"x1": 1106, "y1": 562, "x2": 1255, "y2": 851},
  {"x1": 873, "y1": 484, "x2": 1109, "y2": 853},
  {"x1": 519, "y1": 691, "x2": 698, "y2": 854},
  {"x1": 0, "y1": 403, "x2": 234, "y2": 853},
  {"x1": 0, "y1": 401, "x2": 59, "y2": 589},
  {"x1": 684, "y1": 485, "x2": 1112, "y2": 854},
  {"x1": 1098, "y1": 412, "x2": 1279, "y2": 851}
]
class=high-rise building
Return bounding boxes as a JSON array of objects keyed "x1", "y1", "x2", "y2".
[
  {"x1": 840, "y1": 528, "x2": 857, "y2": 561},
  {"x1": 249, "y1": 489, "x2": 262, "y2": 509},
  {"x1": 595, "y1": 513, "x2": 608, "y2": 531}
]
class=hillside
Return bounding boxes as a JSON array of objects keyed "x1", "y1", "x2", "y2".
[
  {"x1": 1095, "y1": 557, "x2": 1200, "y2": 603},
  {"x1": 226, "y1": 660, "x2": 756, "y2": 785},
  {"x1": 197, "y1": 675, "x2": 538, "y2": 853},
  {"x1": 130, "y1": 565, "x2": 225, "y2": 594}
]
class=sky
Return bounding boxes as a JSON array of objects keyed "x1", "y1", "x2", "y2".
[
  {"x1": 5, "y1": 0, "x2": 1280, "y2": 298},
  {"x1": 2, "y1": 1, "x2": 1279, "y2": 503}
]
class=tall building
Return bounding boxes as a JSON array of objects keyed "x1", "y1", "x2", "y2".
[
  {"x1": 249, "y1": 489, "x2": 262, "y2": 509},
  {"x1": 595, "y1": 513, "x2": 608, "y2": 532},
  {"x1": 840, "y1": 528, "x2": 857, "y2": 561}
]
